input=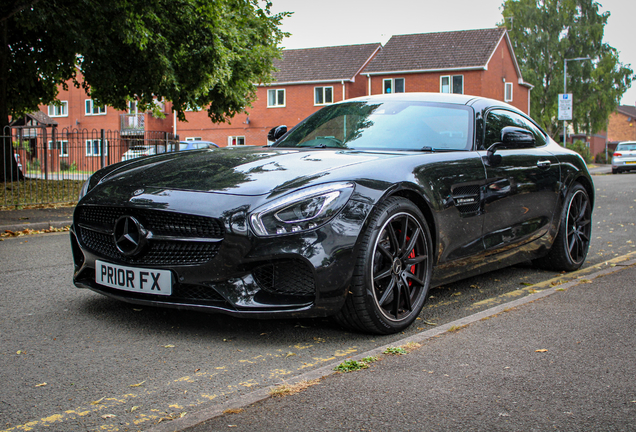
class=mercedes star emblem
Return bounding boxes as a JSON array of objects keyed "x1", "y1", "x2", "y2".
[{"x1": 113, "y1": 216, "x2": 148, "y2": 256}]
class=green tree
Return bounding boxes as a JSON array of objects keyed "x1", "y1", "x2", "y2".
[
  {"x1": 0, "y1": 0, "x2": 288, "y2": 180},
  {"x1": 501, "y1": 0, "x2": 633, "y2": 140}
]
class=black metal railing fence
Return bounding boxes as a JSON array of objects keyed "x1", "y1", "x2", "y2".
[{"x1": 2, "y1": 127, "x2": 178, "y2": 209}]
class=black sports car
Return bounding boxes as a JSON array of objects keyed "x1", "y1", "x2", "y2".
[{"x1": 71, "y1": 93, "x2": 593, "y2": 334}]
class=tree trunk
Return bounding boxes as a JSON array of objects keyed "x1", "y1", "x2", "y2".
[{"x1": 0, "y1": 17, "x2": 24, "y2": 181}]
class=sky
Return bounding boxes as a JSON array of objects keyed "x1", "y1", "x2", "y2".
[{"x1": 269, "y1": 0, "x2": 636, "y2": 107}]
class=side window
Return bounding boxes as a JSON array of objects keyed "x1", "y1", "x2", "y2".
[{"x1": 484, "y1": 109, "x2": 547, "y2": 149}]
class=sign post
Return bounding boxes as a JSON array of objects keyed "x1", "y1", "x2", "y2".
[{"x1": 559, "y1": 93, "x2": 573, "y2": 147}]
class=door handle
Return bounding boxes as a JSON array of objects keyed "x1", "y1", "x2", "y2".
[{"x1": 537, "y1": 160, "x2": 551, "y2": 169}]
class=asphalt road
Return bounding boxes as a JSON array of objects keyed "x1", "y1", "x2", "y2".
[{"x1": 0, "y1": 173, "x2": 634, "y2": 432}]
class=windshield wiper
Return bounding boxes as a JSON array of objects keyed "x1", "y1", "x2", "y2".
[{"x1": 419, "y1": 146, "x2": 460, "y2": 152}]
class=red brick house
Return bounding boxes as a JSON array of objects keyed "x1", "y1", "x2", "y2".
[
  {"x1": 176, "y1": 43, "x2": 381, "y2": 146},
  {"x1": 362, "y1": 28, "x2": 533, "y2": 115}
]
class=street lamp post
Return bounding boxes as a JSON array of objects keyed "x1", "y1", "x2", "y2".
[{"x1": 563, "y1": 56, "x2": 591, "y2": 147}]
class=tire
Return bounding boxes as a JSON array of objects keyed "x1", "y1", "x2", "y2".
[
  {"x1": 534, "y1": 183, "x2": 592, "y2": 271},
  {"x1": 334, "y1": 197, "x2": 433, "y2": 334},
  {"x1": 612, "y1": 168, "x2": 619, "y2": 174}
]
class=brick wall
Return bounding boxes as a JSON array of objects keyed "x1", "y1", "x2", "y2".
[
  {"x1": 607, "y1": 112, "x2": 636, "y2": 143},
  {"x1": 177, "y1": 79, "x2": 368, "y2": 147}
]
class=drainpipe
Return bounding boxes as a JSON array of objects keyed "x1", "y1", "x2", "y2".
[
  {"x1": 173, "y1": 109, "x2": 177, "y2": 137},
  {"x1": 367, "y1": 74, "x2": 371, "y2": 96}
]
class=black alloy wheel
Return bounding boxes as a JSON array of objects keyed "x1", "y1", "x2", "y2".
[
  {"x1": 371, "y1": 211, "x2": 429, "y2": 322},
  {"x1": 564, "y1": 187, "x2": 592, "y2": 265},
  {"x1": 335, "y1": 197, "x2": 432, "y2": 334},
  {"x1": 534, "y1": 183, "x2": 591, "y2": 271}
]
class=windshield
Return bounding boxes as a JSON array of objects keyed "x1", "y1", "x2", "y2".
[{"x1": 273, "y1": 101, "x2": 474, "y2": 151}]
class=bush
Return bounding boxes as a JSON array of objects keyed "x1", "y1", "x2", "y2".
[
  {"x1": 594, "y1": 152, "x2": 608, "y2": 164},
  {"x1": 26, "y1": 158, "x2": 40, "y2": 172},
  {"x1": 566, "y1": 140, "x2": 593, "y2": 164},
  {"x1": 60, "y1": 161, "x2": 77, "y2": 172}
]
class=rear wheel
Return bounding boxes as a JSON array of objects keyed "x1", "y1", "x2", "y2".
[
  {"x1": 534, "y1": 183, "x2": 591, "y2": 271},
  {"x1": 335, "y1": 197, "x2": 433, "y2": 334}
]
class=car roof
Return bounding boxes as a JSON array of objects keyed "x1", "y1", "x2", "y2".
[{"x1": 344, "y1": 92, "x2": 479, "y2": 106}]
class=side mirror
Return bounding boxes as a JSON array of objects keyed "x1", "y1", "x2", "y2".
[
  {"x1": 267, "y1": 125, "x2": 287, "y2": 142},
  {"x1": 501, "y1": 126, "x2": 535, "y2": 148}
]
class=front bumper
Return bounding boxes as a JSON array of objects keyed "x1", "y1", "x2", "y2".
[{"x1": 71, "y1": 198, "x2": 372, "y2": 319}]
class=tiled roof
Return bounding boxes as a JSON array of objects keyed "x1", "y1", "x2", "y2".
[
  {"x1": 272, "y1": 43, "x2": 381, "y2": 83},
  {"x1": 9, "y1": 111, "x2": 58, "y2": 127},
  {"x1": 617, "y1": 105, "x2": 636, "y2": 119},
  {"x1": 363, "y1": 28, "x2": 507, "y2": 73}
]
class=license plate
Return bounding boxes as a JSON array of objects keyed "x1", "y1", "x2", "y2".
[
  {"x1": 96, "y1": 260, "x2": 172, "y2": 296},
  {"x1": 626, "y1": 161, "x2": 636, "y2": 164}
]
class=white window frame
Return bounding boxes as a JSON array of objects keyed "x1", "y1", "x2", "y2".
[
  {"x1": 382, "y1": 78, "x2": 405, "y2": 94},
  {"x1": 185, "y1": 137, "x2": 202, "y2": 141},
  {"x1": 314, "y1": 86, "x2": 334, "y2": 106},
  {"x1": 48, "y1": 101, "x2": 68, "y2": 117},
  {"x1": 440, "y1": 75, "x2": 464, "y2": 94},
  {"x1": 504, "y1": 82, "x2": 513, "y2": 102},
  {"x1": 228, "y1": 136, "x2": 246, "y2": 146},
  {"x1": 48, "y1": 140, "x2": 69, "y2": 157},
  {"x1": 86, "y1": 139, "x2": 107, "y2": 157},
  {"x1": 85, "y1": 99, "x2": 107, "y2": 115},
  {"x1": 267, "y1": 89, "x2": 286, "y2": 107}
]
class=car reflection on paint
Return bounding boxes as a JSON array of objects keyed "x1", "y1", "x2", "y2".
[{"x1": 71, "y1": 93, "x2": 594, "y2": 334}]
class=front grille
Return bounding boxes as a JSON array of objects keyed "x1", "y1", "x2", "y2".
[
  {"x1": 76, "y1": 205, "x2": 224, "y2": 266},
  {"x1": 253, "y1": 260, "x2": 315, "y2": 296},
  {"x1": 77, "y1": 206, "x2": 224, "y2": 238}
]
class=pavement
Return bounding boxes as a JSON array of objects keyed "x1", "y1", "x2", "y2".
[
  {"x1": 0, "y1": 205, "x2": 74, "y2": 233},
  {"x1": 157, "y1": 259, "x2": 635, "y2": 432}
]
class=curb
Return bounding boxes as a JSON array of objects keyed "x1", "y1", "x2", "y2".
[
  {"x1": 148, "y1": 254, "x2": 636, "y2": 432},
  {"x1": 0, "y1": 220, "x2": 72, "y2": 233}
]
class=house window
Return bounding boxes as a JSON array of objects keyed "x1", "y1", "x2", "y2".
[
  {"x1": 228, "y1": 136, "x2": 245, "y2": 146},
  {"x1": 85, "y1": 99, "x2": 107, "y2": 115},
  {"x1": 86, "y1": 139, "x2": 107, "y2": 156},
  {"x1": 48, "y1": 102, "x2": 68, "y2": 117},
  {"x1": 440, "y1": 75, "x2": 464, "y2": 94},
  {"x1": 267, "y1": 89, "x2": 285, "y2": 107},
  {"x1": 48, "y1": 140, "x2": 69, "y2": 157},
  {"x1": 185, "y1": 137, "x2": 202, "y2": 141},
  {"x1": 504, "y1": 82, "x2": 513, "y2": 102},
  {"x1": 383, "y1": 78, "x2": 405, "y2": 94},
  {"x1": 314, "y1": 86, "x2": 333, "y2": 105}
]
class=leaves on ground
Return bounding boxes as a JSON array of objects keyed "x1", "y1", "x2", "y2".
[
  {"x1": 535, "y1": 349, "x2": 548, "y2": 353},
  {"x1": 129, "y1": 381, "x2": 146, "y2": 387},
  {"x1": 1, "y1": 226, "x2": 70, "y2": 237},
  {"x1": 34, "y1": 383, "x2": 47, "y2": 387},
  {"x1": 270, "y1": 379, "x2": 321, "y2": 397}
]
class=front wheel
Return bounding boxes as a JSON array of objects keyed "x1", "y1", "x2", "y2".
[
  {"x1": 335, "y1": 197, "x2": 433, "y2": 334},
  {"x1": 534, "y1": 183, "x2": 592, "y2": 271}
]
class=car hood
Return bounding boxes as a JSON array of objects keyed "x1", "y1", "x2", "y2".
[{"x1": 98, "y1": 146, "x2": 402, "y2": 196}]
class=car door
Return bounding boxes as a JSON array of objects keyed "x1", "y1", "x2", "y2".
[{"x1": 479, "y1": 109, "x2": 561, "y2": 253}]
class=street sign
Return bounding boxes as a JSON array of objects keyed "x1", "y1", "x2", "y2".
[{"x1": 558, "y1": 93, "x2": 573, "y2": 121}]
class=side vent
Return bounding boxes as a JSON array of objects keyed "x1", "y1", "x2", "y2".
[{"x1": 452, "y1": 185, "x2": 481, "y2": 214}]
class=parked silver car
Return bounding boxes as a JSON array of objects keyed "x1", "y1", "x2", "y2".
[
  {"x1": 611, "y1": 141, "x2": 636, "y2": 174},
  {"x1": 121, "y1": 145, "x2": 166, "y2": 161}
]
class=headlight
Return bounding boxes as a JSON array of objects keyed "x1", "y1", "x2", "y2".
[
  {"x1": 249, "y1": 182, "x2": 355, "y2": 237},
  {"x1": 78, "y1": 177, "x2": 91, "y2": 201}
]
